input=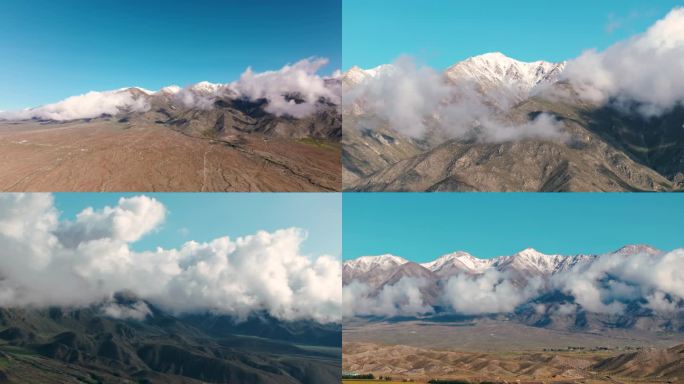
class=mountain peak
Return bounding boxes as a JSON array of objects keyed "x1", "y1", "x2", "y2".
[
  {"x1": 445, "y1": 52, "x2": 566, "y2": 98},
  {"x1": 421, "y1": 250, "x2": 491, "y2": 274},
  {"x1": 515, "y1": 247, "x2": 544, "y2": 256},
  {"x1": 468, "y1": 51, "x2": 515, "y2": 63},
  {"x1": 612, "y1": 244, "x2": 661, "y2": 256},
  {"x1": 344, "y1": 254, "x2": 409, "y2": 273}
]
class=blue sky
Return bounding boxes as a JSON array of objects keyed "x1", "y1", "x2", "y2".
[
  {"x1": 0, "y1": 0, "x2": 341, "y2": 109},
  {"x1": 343, "y1": 0, "x2": 682, "y2": 69},
  {"x1": 54, "y1": 193, "x2": 341, "y2": 258},
  {"x1": 343, "y1": 193, "x2": 684, "y2": 261}
]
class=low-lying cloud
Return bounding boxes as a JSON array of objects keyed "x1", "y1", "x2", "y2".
[
  {"x1": 0, "y1": 194, "x2": 341, "y2": 323},
  {"x1": 442, "y1": 270, "x2": 543, "y2": 315},
  {"x1": 344, "y1": 57, "x2": 568, "y2": 142},
  {"x1": 343, "y1": 277, "x2": 433, "y2": 318},
  {"x1": 0, "y1": 58, "x2": 339, "y2": 121},
  {"x1": 562, "y1": 7, "x2": 684, "y2": 116},
  {"x1": 551, "y1": 249, "x2": 684, "y2": 315},
  {"x1": 0, "y1": 90, "x2": 151, "y2": 121}
]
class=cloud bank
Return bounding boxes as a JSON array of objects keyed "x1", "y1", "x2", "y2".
[
  {"x1": 344, "y1": 57, "x2": 568, "y2": 142},
  {"x1": 551, "y1": 249, "x2": 684, "y2": 315},
  {"x1": 0, "y1": 90, "x2": 151, "y2": 121},
  {"x1": 0, "y1": 194, "x2": 341, "y2": 323},
  {"x1": 343, "y1": 278, "x2": 433, "y2": 318},
  {"x1": 0, "y1": 58, "x2": 339, "y2": 121},
  {"x1": 442, "y1": 270, "x2": 542, "y2": 315},
  {"x1": 563, "y1": 7, "x2": 684, "y2": 115}
]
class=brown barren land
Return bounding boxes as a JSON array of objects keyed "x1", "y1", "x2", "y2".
[
  {"x1": 0, "y1": 121, "x2": 341, "y2": 192},
  {"x1": 343, "y1": 321, "x2": 684, "y2": 383}
]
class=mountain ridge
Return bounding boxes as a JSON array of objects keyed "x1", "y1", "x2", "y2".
[{"x1": 342, "y1": 51, "x2": 684, "y2": 191}]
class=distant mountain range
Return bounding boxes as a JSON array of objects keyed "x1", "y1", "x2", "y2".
[
  {"x1": 343, "y1": 245, "x2": 684, "y2": 333},
  {"x1": 0, "y1": 293, "x2": 341, "y2": 383},
  {"x1": 344, "y1": 245, "x2": 657, "y2": 285},
  {"x1": 342, "y1": 52, "x2": 684, "y2": 191},
  {"x1": 3, "y1": 79, "x2": 342, "y2": 141}
]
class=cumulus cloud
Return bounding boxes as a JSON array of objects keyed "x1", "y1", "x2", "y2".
[
  {"x1": 343, "y1": 277, "x2": 433, "y2": 318},
  {"x1": 230, "y1": 57, "x2": 340, "y2": 118},
  {"x1": 552, "y1": 249, "x2": 684, "y2": 315},
  {"x1": 442, "y1": 270, "x2": 543, "y2": 315},
  {"x1": 563, "y1": 7, "x2": 684, "y2": 115},
  {"x1": 0, "y1": 90, "x2": 151, "y2": 121},
  {"x1": 344, "y1": 56, "x2": 568, "y2": 142},
  {"x1": 0, "y1": 194, "x2": 341, "y2": 323}
]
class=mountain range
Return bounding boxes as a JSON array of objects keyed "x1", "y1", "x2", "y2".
[
  {"x1": 342, "y1": 52, "x2": 684, "y2": 191},
  {"x1": 0, "y1": 77, "x2": 341, "y2": 192},
  {"x1": 0, "y1": 292, "x2": 341, "y2": 383},
  {"x1": 66, "y1": 81, "x2": 342, "y2": 141},
  {"x1": 343, "y1": 245, "x2": 684, "y2": 333}
]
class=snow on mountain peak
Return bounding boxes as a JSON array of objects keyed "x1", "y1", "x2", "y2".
[
  {"x1": 344, "y1": 254, "x2": 409, "y2": 273},
  {"x1": 612, "y1": 244, "x2": 661, "y2": 256},
  {"x1": 342, "y1": 64, "x2": 397, "y2": 87},
  {"x1": 496, "y1": 248, "x2": 567, "y2": 275},
  {"x1": 421, "y1": 251, "x2": 491, "y2": 274},
  {"x1": 445, "y1": 52, "x2": 566, "y2": 93}
]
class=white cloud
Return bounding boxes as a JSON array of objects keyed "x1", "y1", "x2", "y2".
[
  {"x1": 0, "y1": 90, "x2": 150, "y2": 121},
  {"x1": 344, "y1": 56, "x2": 568, "y2": 142},
  {"x1": 343, "y1": 277, "x2": 433, "y2": 318},
  {"x1": 552, "y1": 249, "x2": 684, "y2": 315},
  {"x1": 230, "y1": 57, "x2": 340, "y2": 118},
  {"x1": 442, "y1": 270, "x2": 543, "y2": 315},
  {"x1": 0, "y1": 194, "x2": 340, "y2": 323},
  {"x1": 563, "y1": 7, "x2": 684, "y2": 115}
]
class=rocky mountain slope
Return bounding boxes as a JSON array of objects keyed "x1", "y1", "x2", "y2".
[
  {"x1": 342, "y1": 53, "x2": 684, "y2": 191},
  {"x1": 0, "y1": 294, "x2": 341, "y2": 383}
]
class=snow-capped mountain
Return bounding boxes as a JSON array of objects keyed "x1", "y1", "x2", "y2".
[
  {"x1": 342, "y1": 64, "x2": 396, "y2": 88},
  {"x1": 343, "y1": 254, "x2": 408, "y2": 273},
  {"x1": 343, "y1": 244, "x2": 663, "y2": 289},
  {"x1": 342, "y1": 254, "x2": 408, "y2": 286},
  {"x1": 445, "y1": 52, "x2": 565, "y2": 96},
  {"x1": 342, "y1": 52, "x2": 565, "y2": 94},
  {"x1": 420, "y1": 251, "x2": 491, "y2": 276},
  {"x1": 343, "y1": 245, "x2": 683, "y2": 332},
  {"x1": 491, "y1": 248, "x2": 566, "y2": 276},
  {"x1": 341, "y1": 52, "x2": 565, "y2": 118},
  {"x1": 610, "y1": 244, "x2": 661, "y2": 257}
]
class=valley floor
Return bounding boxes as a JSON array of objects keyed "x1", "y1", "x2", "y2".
[
  {"x1": 0, "y1": 120, "x2": 341, "y2": 192},
  {"x1": 343, "y1": 320, "x2": 684, "y2": 383}
]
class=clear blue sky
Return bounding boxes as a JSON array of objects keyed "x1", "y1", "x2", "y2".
[
  {"x1": 0, "y1": 0, "x2": 341, "y2": 109},
  {"x1": 343, "y1": 193, "x2": 684, "y2": 261},
  {"x1": 54, "y1": 193, "x2": 341, "y2": 258},
  {"x1": 343, "y1": 0, "x2": 682, "y2": 69}
]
